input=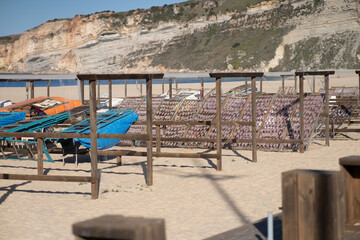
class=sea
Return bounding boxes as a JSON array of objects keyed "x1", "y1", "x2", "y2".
[{"x1": 0, "y1": 76, "x2": 284, "y2": 88}]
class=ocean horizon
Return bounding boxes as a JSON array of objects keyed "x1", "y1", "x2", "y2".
[{"x1": 0, "y1": 76, "x2": 284, "y2": 87}]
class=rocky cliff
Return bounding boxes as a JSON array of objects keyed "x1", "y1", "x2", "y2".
[{"x1": 0, "y1": 0, "x2": 359, "y2": 73}]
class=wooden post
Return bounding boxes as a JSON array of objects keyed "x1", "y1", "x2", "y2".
[
  {"x1": 260, "y1": 76, "x2": 263, "y2": 94},
  {"x1": 325, "y1": 75, "x2": 330, "y2": 146},
  {"x1": 140, "y1": 80, "x2": 143, "y2": 96},
  {"x1": 108, "y1": 80, "x2": 112, "y2": 110},
  {"x1": 216, "y1": 77, "x2": 222, "y2": 171},
  {"x1": 116, "y1": 156, "x2": 122, "y2": 166},
  {"x1": 294, "y1": 75, "x2": 297, "y2": 94},
  {"x1": 156, "y1": 125, "x2": 161, "y2": 153},
  {"x1": 30, "y1": 80, "x2": 34, "y2": 99},
  {"x1": 80, "y1": 80, "x2": 85, "y2": 104},
  {"x1": 313, "y1": 75, "x2": 316, "y2": 93},
  {"x1": 26, "y1": 81, "x2": 29, "y2": 99},
  {"x1": 339, "y1": 156, "x2": 360, "y2": 232},
  {"x1": 169, "y1": 79, "x2": 172, "y2": 99},
  {"x1": 47, "y1": 80, "x2": 50, "y2": 97},
  {"x1": 162, "y1": 79, "x2": 164, "y2": 95},
  {"x1": 299, "y1": 75, "x2": 305, "y2": 153},
  {"x1": 201, "y1": 78, "x2": 204, "y2": 99},
  {"x1": 176, "y1": 78, "x2": 178, "y2": 93},
  {"x1": 125, "y1": 79, "x2": 127, "y2": 97},
  {"x1": 282, "y1": 169, "x2": 344, "y2": 240},
  {"x1": 282, "y1": 76, "x2": 285, "y2": 94},
  {"x1": 245, "y1": 77, "x2": 248, "y2": 95},
  {"x1": 251, "y1": 76, "x2": 257, "y2": 162},
  {"x1": 358, "y1": 73, "x2": 360, "y2": 102},
  {"x1": 89, "y1": 80, "x2": 99, "y2": 199},
  {"x1": 146, "y1": 77, "x2": 153, "y2": 186},
  {"x1": 37, "y1": 138, "x2": 43, "y2": 175},
  {"x1": 97, "y1": 80, "x2": 101, "y2": 106}
]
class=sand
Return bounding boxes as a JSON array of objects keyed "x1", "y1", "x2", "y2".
[{"x1": 0, "y1": 72, "x2": 359, "y2": 239}]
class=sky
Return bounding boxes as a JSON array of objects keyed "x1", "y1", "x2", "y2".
[{"x1": 0, "y1": 0, "x2": 186, "y2": 37}]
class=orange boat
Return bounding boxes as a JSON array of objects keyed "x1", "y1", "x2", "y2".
[{"x1": 0, "y1": 96, "x2": 82, "y2": 118}]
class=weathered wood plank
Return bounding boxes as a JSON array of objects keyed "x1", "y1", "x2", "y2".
[
  {"x1": 0, "y1": 173, "x2": 92, "y2": 182},
  {"x1": 77, "y1": 74, "x2": 164, "y2": 80},
  {"x1": 210, "y1": 72, "x2": 264, "y2": 78}
]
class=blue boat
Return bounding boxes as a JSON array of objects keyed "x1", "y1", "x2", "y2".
[
  {"x1": 59, "y1": 109, "x2": 138, "y2": 151},
  {"x1": 0, "y1": 112, "x2": 26, "y2": 128}
]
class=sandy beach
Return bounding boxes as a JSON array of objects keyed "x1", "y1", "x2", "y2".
[{"x1": 0, "y1": 72, "x2": 359, "y2": 239}]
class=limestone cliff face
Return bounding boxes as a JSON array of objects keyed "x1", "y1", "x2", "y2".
[{"x1": 0, "y1": 0, "x2": 359, "y2": 73}]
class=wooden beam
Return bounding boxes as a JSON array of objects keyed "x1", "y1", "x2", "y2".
[
  {"x1": 260, "y1": 76, "x2": 263, "y2": 94},
  {"x1": 146, "y1": 77, "x2": 153, "y2": 186},
  {"x1": 124, "y1": 79, "x2": 127, "y2": 97},
  {"x1": 216, "y1": 77, "x2": 222, "y2": 171},
  {"x1": 325, "y1": 75, "x2": 330, "y2": 146},
  {"x1": 162, "y1": 79, "x2": 164, "y2": 94},
  {"x1": 251, "y1": 76, "x2": 257, "y2": 162},
  {"x1": 176, "y1": 78, "x2": 178, "y2": 92},
  {"x1": 156, "y1": 125, "x2": 161, "y2": 153},
  {"x1": 209, "y1": 72, "x2": 264, "y2": 78},
  {"x1": 169, "y1": 79, "x2": 172, "y2": 99},
  {"x1": 0, "y1": 132, "x2": 149, "y2": 140},
  {"x1": 358, "y1": 72, "x2": 360, "y2": 102},
  {"x1": 201, "y1": 78, "x2": 204, "y2": 99},
  {"x1": 37, "y1": 138, "x2": 43, "y2": 175},
  {"x1": 321, "y1": 128, "x2": 360, "y2": 133},
  {"x1": 0, "y1": 173, "x2": 92, "y2": 182},
  {"x1": 148, "y1": 120, "x2": 255, "y2": 126},
  {"x1": 299, "y1": 75, "x2": 305, "y2": 153},
  {"x1": 97, "y1": 150, "x2": 218, "y2": 159},
  {"x1": 80, "y1": 80, "x2": 85, "y2": 104},
  {"x1": 97, "y1": 80, "x2": 100, "y2": 106},
  {"x1": 47, "y1": 80, "x2": 50, "y2": 97},
  {"x1": 140, "y1": 80, "x2": 143, "y2": 96},
  {"x1": 294, "y1": 75, "x2": 297, "y2": 94},
  {"x1": 312, "y1": 75, "x2": 315, "y2": 93},
  {"x1": 77, "y1": 74, "x2": 164, "y2": 80},
  {"x1": 282, "y1": 76, "x2": 285, "y2": 94},
  {"x1": 108, "y1": 80, "x2": 112, "y2": 110},
  {"x1": 30, "y1": 80, "x2": 34, "y2": 99},
  {"x1": 295, "y1": 71, "x2": 335, "y2": 76},
  {"x1": 245, "y1": 77, "x2": 248, "y2": 95},
  {"x1": 89, "y1": 79, "x2": 99, "y2": 199}
]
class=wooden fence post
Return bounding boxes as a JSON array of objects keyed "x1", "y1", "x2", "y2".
[
  {"x1": 80, "y1": 80, "x2": 85, "y2": 104},
  {"x1": 245, "y1": 77, "x2": 248, "y2": 95},
  {"x1": 30, "y1": 80, "x2": 34, "y2": 99},
  {"x1": 201, "y1": 78, "x2": 204, "y2": 99},
  {"x1": 299, "y1": 75, "x2": 305, "y2": 153},
  {"x1": 176, "y1": 78, "x2": 178, "y2": 93},
  {"x1": 125, "y1": 79, "x2": 127, "y2": 97},
  {"x1": 146, "y1": 77, "x2": 153, "y2": 186},
  {"x1": 162, "y1": 79, "x2": 164, "y2": 95},
  {"x1": 90, "y1": 79, "x2": 99, "y2": 199},
  {"x1": 37, "y1": 138, "x2": 43, "y2": 175},
  {"x1": 339, "y1": 155, "x2": 360, "y2": 232},
  {"x1": 108, "y1": 80, "x2": 112, "y2": 110},
  {"x1": 141, "y1": 80, "x2": 144, "y2": 96},
  {"x1": 216, "y1": 77, "x2": 222, "y2": 171},
  {"x1": 156, "y1": 125, "x2": 161, "y2": 153},
  {"x1": 47, "y1": 80, "x2": 50, "y2": 97},
  {"x1": 325, "y1": 74, "x2": 330, "y2": 146},
  {"x1": 169, "y1": 79, "x2": 172, "y2": 99},
  {"x1": 251, "y1": 76, "x2": 257, "y2": 162},
  {"x1": 282, "y1": 169, "x2": 344, "y2": 240}
]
